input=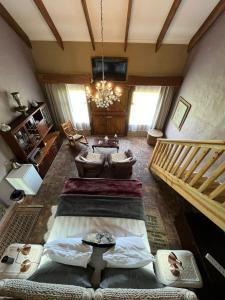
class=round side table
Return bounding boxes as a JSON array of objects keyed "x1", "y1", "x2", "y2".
[{"x1": 147, "y1": 129, "x2": 163, "y2": 146}]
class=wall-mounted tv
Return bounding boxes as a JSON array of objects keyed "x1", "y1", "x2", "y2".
[{"x1": 91, "y1": 57, "x2": 128, "y2": 81}]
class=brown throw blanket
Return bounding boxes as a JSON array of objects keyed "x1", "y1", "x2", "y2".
[{"x1": 62, "y1": 178, "x2": 143, "y2": 198}]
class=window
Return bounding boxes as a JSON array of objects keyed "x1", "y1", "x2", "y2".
[
  {"x1": 129, "y1": 86, "x2": 161, "y2": 131},
  {"x1": 67, "y1": 84, "x2": 90, "y2": 130}
]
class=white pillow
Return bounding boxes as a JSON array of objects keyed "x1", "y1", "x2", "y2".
[
  {"x1": 103, "y1": 236, "x2": 154, "y2": 268},
  {"x1": 44, "y1": 238, "x2": 92, "y2": 268}
]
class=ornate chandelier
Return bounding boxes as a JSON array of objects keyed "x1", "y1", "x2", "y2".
[{"x1": 85, "y1": 0, "x2": 122, "y2": 108}]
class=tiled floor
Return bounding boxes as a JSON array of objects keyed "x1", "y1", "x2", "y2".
[{"x1": 24, "y1": 137, "x2": 182, "y2": 248}]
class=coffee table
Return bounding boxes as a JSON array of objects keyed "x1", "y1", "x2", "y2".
[{"x1": 92, "y1": 137, "x2": 119, "y2": 153}]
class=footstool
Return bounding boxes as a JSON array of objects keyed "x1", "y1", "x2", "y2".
[
  {"x1": 147, "y1": 129, "x2": 163, "y2": 146},
  {"x1": 0, "y1": 243, "x2": 43, "y2": 279},
  {"x1": 154, "y1": 250, "x2": 203, "y2": 288}
]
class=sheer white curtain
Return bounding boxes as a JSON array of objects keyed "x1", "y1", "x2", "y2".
[
  {"x1": 45, "y1": 83, "x2": 73, "y2": 128},
  {"x1": 66, "y1": 84, "x2": 90, "y2": 130},
  {"x1": 129, "y1": 86, "x2": 161, "y2": 132},
  {"x1": 45, "y1": 83, "x2": 90, "y2": 130}
]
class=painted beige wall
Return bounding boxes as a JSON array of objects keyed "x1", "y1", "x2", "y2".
[
  {"x1": 0, "y1": 17, "x2": 44, "y2": 206},
  {"x1": 31, "y1": 41, "x2": 187, "y2": 76},
  {"x1": 165, "y1": 12, "x2": 225, "y2": 140}
]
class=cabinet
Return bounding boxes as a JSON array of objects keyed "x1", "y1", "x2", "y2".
[
  {"x1": 37, "y1": 132, "x2": 62, "y2": 178},
  {"x1": 90, "y1": 84, "x2": 129, "y2": 136},
  {"x1": 1, "y1": 102, "x2": 62, "y2": 178},
  {"x1": 6, "y1": 164, "x2": 42, "y2": 195}
]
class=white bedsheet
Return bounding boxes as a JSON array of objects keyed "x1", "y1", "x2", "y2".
[{"x1": 40, "y1": 216, "x2": 154, "y2": 272}]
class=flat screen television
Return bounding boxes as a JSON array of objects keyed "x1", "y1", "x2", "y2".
[{"x1": 91, "y1": 57, "x2": 128, "y2": 81}]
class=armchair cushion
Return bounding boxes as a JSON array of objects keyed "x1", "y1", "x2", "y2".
[
  {"x1": 86, "y1": 153, "x2": 103, "y2": 163},
  {"x1": 111, "y1": 153, "x2": 126, "y2": 162}
]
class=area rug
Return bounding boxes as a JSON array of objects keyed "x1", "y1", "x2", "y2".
[
  {"x1": 0, "y1": 205, "x2": 43, "y2": 257},
  {"x1": 0, "y1": 203, "x2": 6, "y2": 222},
  {"x1": 145, "y1": 207, "x2": 169, "y2": 254}
]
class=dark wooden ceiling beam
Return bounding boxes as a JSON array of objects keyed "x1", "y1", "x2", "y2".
[
  {"x1": 37, "y1": 73, "x2": 183, "y2": 86},
  {"x1": 37, "y1": 73, "x2": 91, "y2": 84},
  {"x1": 33, "y1": 0, "x2": 64, "y2": 50},
  {"x1": 127, "y1": 75, "x2": 183, "y2": 86},
  {"x1": 124, "y1": 0, "x2": 133, "y2": 52},
  {"x1": 155, "y1": 0, "x2": 182, "y2": 52},
  {"x1": 0, "y1": 3, "x2": 32, "y2": 48},
  {"x1": 188, "y1": 0, "x2": 225, "y2": 52},
  {"x1": 81, "y1": 0, "x2": 95, "y2": 51}
]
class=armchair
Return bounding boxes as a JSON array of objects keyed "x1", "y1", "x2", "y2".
[
  {"x1": 61, "y1": 121, "x2": 88, "y2": 146},
  {"x1": 108, "y1": 149, "x2": 136, "y2": 178},
  {"x1": 75, "y1": 151, "x2": 105, "y2": 178}
]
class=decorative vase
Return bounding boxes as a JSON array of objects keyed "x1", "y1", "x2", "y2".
[{"x1": 11, "y1": 92, "x2": 28, "y2": 116}]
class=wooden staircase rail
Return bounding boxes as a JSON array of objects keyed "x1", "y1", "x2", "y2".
[{"x1": 149, "y1": 138, "x2": 225, "y2": 232}]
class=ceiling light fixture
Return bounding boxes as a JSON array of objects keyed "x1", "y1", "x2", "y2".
[{"x1": 85, "y1": 0, "x2": 122, "y2": 108}]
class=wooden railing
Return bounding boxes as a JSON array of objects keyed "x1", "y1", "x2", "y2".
[{"x1": 149, "y1": 139, "x2": 225, "y2": 232}]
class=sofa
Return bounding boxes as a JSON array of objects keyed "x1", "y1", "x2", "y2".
[{"x1": 0, "y1": 279, "x2": 197, "y2": 300}]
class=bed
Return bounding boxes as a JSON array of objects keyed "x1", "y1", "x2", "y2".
[
  {"x1": 37, "y1": 178, "x2": 156, "y2": 287},
  {"x1": 0, "y1": 179, "x2": 198, "y2": 300}
]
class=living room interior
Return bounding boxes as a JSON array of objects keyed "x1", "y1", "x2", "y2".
[{"x1": 0, "y1": 1, "x2": 224, "y2": 299}]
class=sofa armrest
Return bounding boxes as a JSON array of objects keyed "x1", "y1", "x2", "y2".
[
  {"x1": 0, "y1": 279, "x2": 94, "y2": 300},
  {"x1": 94, "y1": 287, "x2": 197, "y2": 300}
]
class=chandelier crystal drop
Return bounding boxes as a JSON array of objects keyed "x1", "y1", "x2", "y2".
[{"x1": 85, "y1": 0, "x2": 122, "y2": 108}]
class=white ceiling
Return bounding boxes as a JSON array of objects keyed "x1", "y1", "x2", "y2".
[{"x1": 1, "y1": 0, "x2": 221, "y2": 44}]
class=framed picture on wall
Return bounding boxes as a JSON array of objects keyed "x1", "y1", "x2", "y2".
[{"x1": 171, "y1": 97, "x2": 191, "y2": 130}]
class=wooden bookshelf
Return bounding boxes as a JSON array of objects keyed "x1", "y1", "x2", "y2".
[{"x1": 1, "y1": 102, "x2": 62, "y2": 178}]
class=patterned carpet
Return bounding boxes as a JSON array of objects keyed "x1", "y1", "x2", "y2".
[
  {"x1": 23, "y1": 137, "x2": 182, "y2": 251},
  {"x1": 0, "y1": 206, "x2": 42, "y2": 257}
]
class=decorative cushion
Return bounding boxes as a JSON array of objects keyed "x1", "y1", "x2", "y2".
[
  {"x1": 0, "y1": 279, "x2": 94, "y2": 300},
  {"x1": 94, "y1": 287, "x2": 198, "y2": 300},
  {"x1": 100, "y1": 268, "x2": 163, "y2": 289},
  {"x1": 29, "y1": 261, "x2": 93, "y2": 287}
]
